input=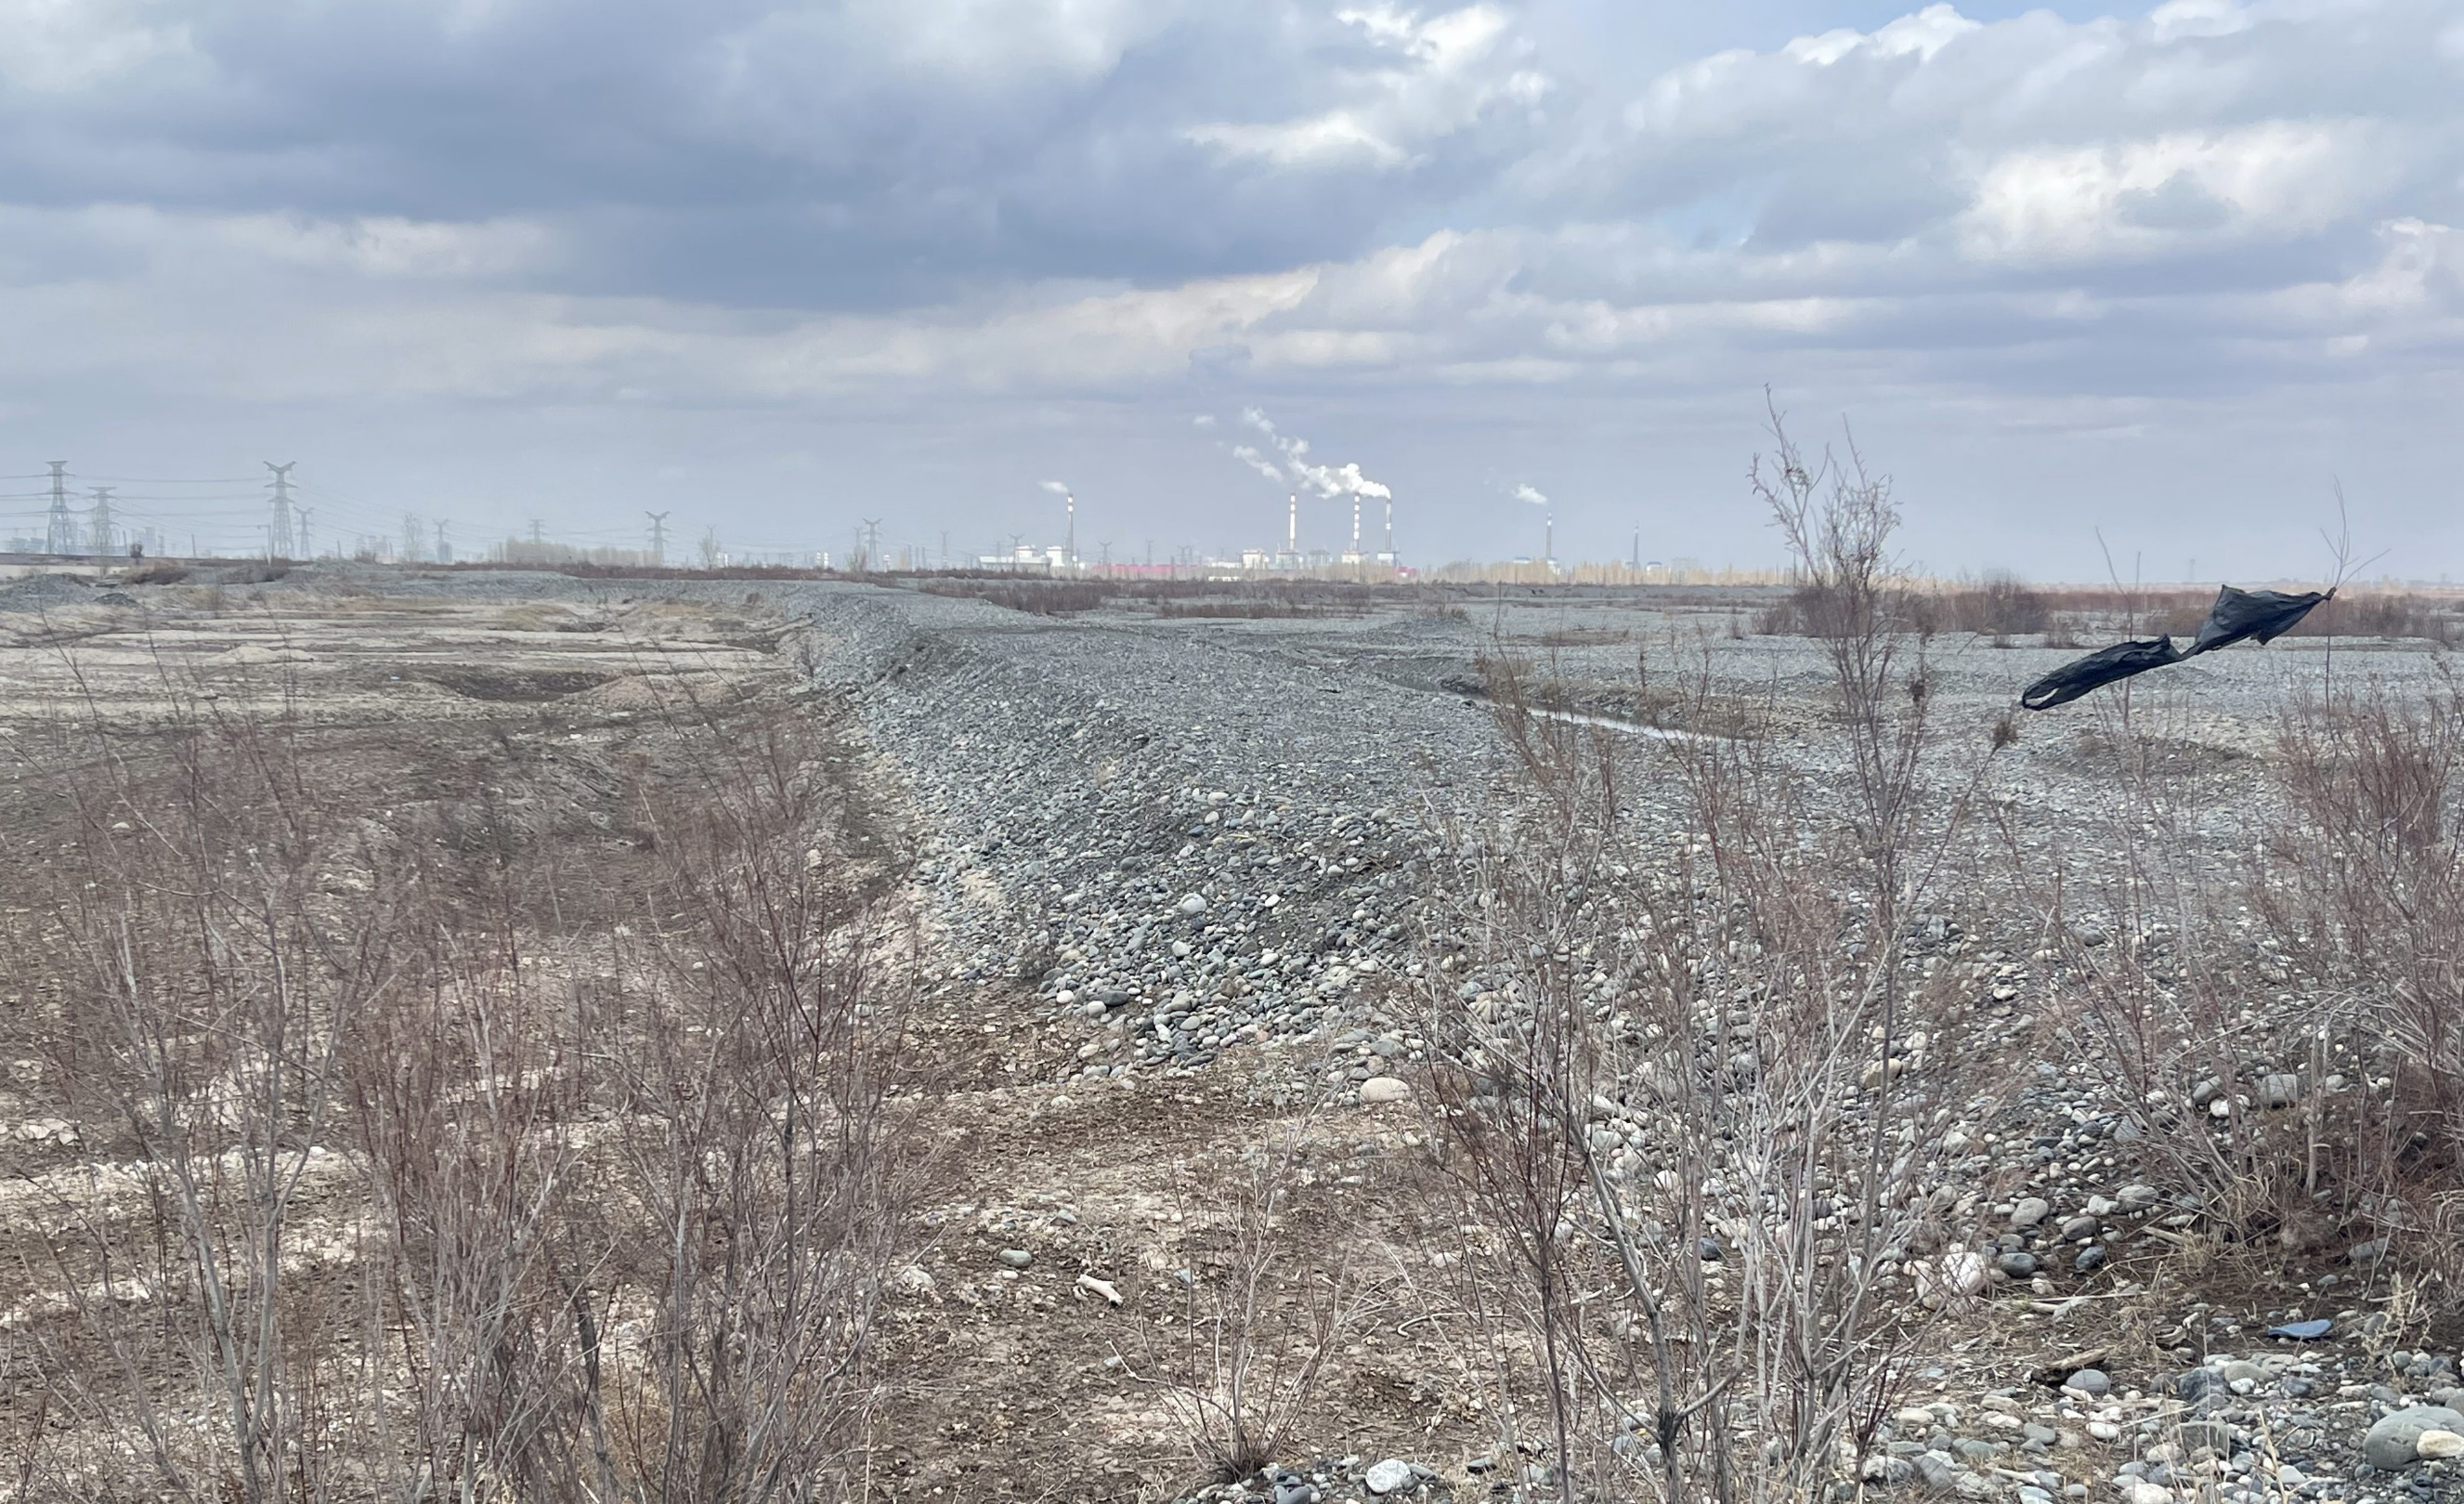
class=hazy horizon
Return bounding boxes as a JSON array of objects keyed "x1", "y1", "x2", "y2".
[{"x1": 1, "y1": 0, "x2": 2457, "y2": 581}]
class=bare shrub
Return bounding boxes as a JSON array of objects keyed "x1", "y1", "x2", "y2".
[
  {"x1": 1416, "y1": 405, "x2": 2002, "y2": 1501},
  {"x1": 1936, "y1": 572, "x2": 2050, "y2": 641},
  {"x1": 596, "y1": 706, "x2": 922, "y2": 1498},
  {"x1": 1135, "y1": 1127, "x2": 1353, "y2": 1481},
  {"x1": 2253, "y1": 674, "x2": 2464, "y2": 1269},
  {"x1": 2008, "y1": 658, "x2": 2464, "y2": 1286},
  {"x1": 0, "y1": 669, "x2": 919, "y2": 1500},
  {"x1": 7, "y1": 691, "x2": 409, "y2": 1500}
]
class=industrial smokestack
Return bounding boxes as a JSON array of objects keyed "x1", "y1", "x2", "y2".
[
  {"x1": 1287, "y1": 492, "x2": 1297, "y2": 556},
  {"x1": 1545, "y1": 512, "x2": 1554, "y2": 571},
  {"x1": 1350, "y1": 490, "x2": 1361, "y2": 555},
  {"x1": 1066, "y1": 491, "x2": 1076, "y2": 567},
  {"x1": 1384, "y1": 497, "x2": 1393, "y2": 561}
]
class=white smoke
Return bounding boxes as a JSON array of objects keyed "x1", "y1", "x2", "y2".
[
  {"x1": 1513, "y1": 483, "x2": 1547, "y2": 506},
  {"x1": 1333, "y1": 464, "x2": 1391, "y2": 501},
  {"x1": 1232, "y1": 444, "x2": 1284, "y2": 483},
  {"x1": 1238, "y1": 407, "x2": 1389, "y2": 500},
  {"x1": 1192, "y1": 413, "x2": 1218, "y2": 428},
  {"x1": 1040, "y1": 479, "x2": 1071, "y2": 494}
]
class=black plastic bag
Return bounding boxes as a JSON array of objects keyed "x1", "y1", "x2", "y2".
[
  {"x1": 2184, "y1": 586, "x2": 2331, "y2": 658},
  {"x1": 2020, "y1": 636, "x2": 2183, "y2": 712}
]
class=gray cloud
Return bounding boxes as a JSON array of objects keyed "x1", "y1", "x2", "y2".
[{"x1": 0, "y1": 0, "x2": 2456, "y2": 577}]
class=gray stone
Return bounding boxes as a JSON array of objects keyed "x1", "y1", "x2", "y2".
[
  {"x1": 2362, "y1": 1406, "x2": 2464, "y2": 1470},
  {"x1": 997, "y1": 1249, "x2": 1033, "y2": 1269},
  {"x1": 2073, "y1": 1245, "x2": 2106, "y2": 1274},
  {"x1": 2259, "y1": 1072, "x2": 2301, "y2": 1107},
  {"x1": 2012, "y1": 1197, "x2": 2051, "y2": 1228},
  {"x1": 1175, "y1": 892, "x2": 1209, "y2": 917},
  {"x1": 1996, "y1": 1251, "x2": 2040, "y2": 1277},
  {"x1": 2064, "y1": 1368, "x2": 2111, "y2": 1398}
]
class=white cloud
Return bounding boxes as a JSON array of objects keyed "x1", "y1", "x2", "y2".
[
  {"x1": 1185, "y1": 3, "x2": 1547, "y2": 170},
  {"x1": 2147, "y1": 0, "x2": 2252, "y2": 44},
  {"x1": 0, "y1": 0, "x2": 195, "y2": 91},
  {"x1": 1960, "y1": 122, "x2": 2391, "y2": 261}
]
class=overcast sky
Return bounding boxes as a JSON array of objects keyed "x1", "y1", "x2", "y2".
[{"x1": 1, "y1": 0, "x2": 2457, "y2": 578}]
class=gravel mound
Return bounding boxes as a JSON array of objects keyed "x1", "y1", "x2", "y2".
[
  {"x1": 790, "y1": 585, "x2": 1506, "y2": 1082},
  {"x1": 0, "y1": 573, "x2": 98, "y2": 612}
]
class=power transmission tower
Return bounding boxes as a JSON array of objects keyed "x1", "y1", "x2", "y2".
[
  {"x1": 528, "y1": 519, "x2": 544, "y2": 546},
  {"x1": 44, "y1": 462, "x2": 72, "y2": 555},
  {"x1": 698, "y1": 527, "x2": 719, "y2": 569},
  {"x1": 404, "y1": 514, "x2": 424, "y2": 563},
  {"x1": 297, "y1": 508, "x2": 314, "y2": 560},
  {"x1": 645, "y1": 510, "x2": 670, "y2": 566},
  {"x1": 860, "y1": 518, "x2": 883, "y2": 573},
  {"x1": 434, "y1": 519, "x2": 450, "y2": 564},
  {"x1": 265, "y1": 462, "x2": 296, "y2": 557},
  {"x1": 86, "y1": 488, "x2": 116, "y2": 555}
]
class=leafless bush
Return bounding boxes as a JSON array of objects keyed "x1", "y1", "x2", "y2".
[
  {"x1": 1416, "y1": 406, "x2": 2002, "y2": 1502},
  {"x1": 4, "y1": 687, "x2": 406, "y2": 1499},
  {"x1": 1134, "y1": 1127, "x2": 1354, "y2": 1481},
  {"x1": 597, "y1": 706, "x2": 922, "y2": 1499},
  {"x1": 2001, "y1": 707, "x2": 2292, "y2": 1240},
  {"x1": 2006, "y1": 644, "x2": 2464, "y2": 1290},
  {"x1": 1935, "y1": 573, "x2": 2051, "y2": 643},
  {"x1": 2252, "y1": 674, "x2": 2464, "y2": 1269},
  {"x1": 0, "y1": 667, "x2": 919, "y2": 1500}
]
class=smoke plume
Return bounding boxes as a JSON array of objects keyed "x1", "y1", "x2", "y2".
[
  {"x1": 1232, "y1": 444, "x2": 1284, "y2": 483},
  {"x1": 1237, "y1": 407, "x2": 1389, "y2": 500},
  {"x1": 1513, "y1": 483, "x2": 1547, "y2": 506},
  {"x1": 1040, "y1": 479, "x2": 1071, "y2": 494}
]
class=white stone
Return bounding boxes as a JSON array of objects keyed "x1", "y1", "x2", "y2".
[
  {"x1": 2417, "y1": 1429, "x2": 2464, "y2": 1459},
  {"x1": 1364, "y1": 1458, "x2": 1415, "y2": 1495},
  {"x1": 1360, "y1": 1077, "x2": 1413, "y2": 1105}
]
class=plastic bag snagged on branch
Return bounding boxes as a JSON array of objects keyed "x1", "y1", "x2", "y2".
[
  {"x1": 2020, "y1": 586, "x2": 2333, "y2": 712},
  {"x1": 2188, "y1": 586, "x2": 2333, "y2": 655},
  {"x1": 2020, "y1": 636, "x2": 2182, "y2": 712}
]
